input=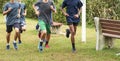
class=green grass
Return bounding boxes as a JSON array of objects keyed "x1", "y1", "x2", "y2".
[{"x1": 0, "y1": 14, "x2": 120, "y2": 61}]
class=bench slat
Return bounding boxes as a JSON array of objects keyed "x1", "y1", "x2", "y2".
[
  {"x1": 102, "y1": 25, "x2": 120, "y2": 31},
  {"x1": 103, "y1": 33, "x2": 120, "y2": 39},
  {"x1": 100, "y1": 19, "x2": 120, "y2": 24},
  {"x1": 101, "y1": 22, "x2": 120, "y2": 28},
  {"x1": 102, "y1": 29, "x2": 120, "y2": 35}
]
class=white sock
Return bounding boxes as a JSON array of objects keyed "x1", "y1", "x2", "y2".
[
  {"x1": 13, "y1": 40, "x2": 16, "y2": 43},
  {"x1": 6, "y1": 43, "x2": 10, "y2": 45},
  {"x1": 40, "y1": 39, "x2": 43, "y2": 42}
]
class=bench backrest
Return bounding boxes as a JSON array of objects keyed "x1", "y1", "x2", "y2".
[{"x1": 99, "y1": 18, "x2": 120, "y2": 38}]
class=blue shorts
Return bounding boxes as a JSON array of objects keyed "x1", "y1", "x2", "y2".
[
  {"x1": 20, "y1": 21, "x2": 26, "y2": 26},
  {"x1": 66, "y1": 16, "x2": 80, "y2": 26},
  {"x1": 6, "y1": 23, "x2": 20, "y2": 33}
]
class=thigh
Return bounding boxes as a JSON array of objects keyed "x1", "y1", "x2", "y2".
[
  {"x1": 6, "y1": 25, "x2": 13, "y2": 33},
  {"x1": 14, "y1": 23, "x2": 20, "y2": 29},
  {"x1": 38, "y1": 20, "x2": 46, "y2": 31},
  {"x1": 46, "y1": 24, "x2": 51, "y2": 34},
  {"x1": 14, "y1": 23, "x2": 21, "y2": 32}
]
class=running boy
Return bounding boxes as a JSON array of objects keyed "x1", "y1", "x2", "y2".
[
  {"x1": 35, "y1": 0, "x2": 56, "y2": 48},
  {"x1": 3, "y1": 0, "x2": 21, "y2": 50},
  {"x1": 33, "y1": 0, "x2": 56, "y2": 52},
  {"x1": 17, "y1": 0, "x2": 27, "y2": 44},
  {"x1": 61, "y1": 0, "x2": 83, "y2": 52}
]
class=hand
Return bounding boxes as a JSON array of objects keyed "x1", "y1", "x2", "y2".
[
  {"x1": 23, "y1": 13, "x2": 26, "y2": 16},
  {"x1": 50, "y1": 5, "x2": 56, "y2": 13},
  {"x1": 35, "y1": 11, "x2": 40, "y2": 16},
  {"x1": 74, "y1": 14, "x2": 79, "y2": 18},
  {"x1": 50, "y1": 5, "x2": 54, "y2": 10},
  {"x1": 64, "y1": 13, "x2": 69, "y2": 17},
  {"x1": 8, "y1": 7, "x2": 12, "y2": 12},
  {"x1": 51, "y1": 22, "x2": 53, "y2": 26},
  {"x1": 17, "y1": 14, "x2": 20, "y2": 18}
]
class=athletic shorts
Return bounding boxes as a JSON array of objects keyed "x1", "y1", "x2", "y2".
[
  {"x1": 6, "y1": 23, "x2": 20, "y2": 33},
  {"x1": 38, "y1": 20, "x2": 51, "y2": 34},
  {"x1": 67, "y1": 22, "x2": 79, "y2": 26},
  {"x1": 20, "y1": 21, "x2": 26, "y2": 26},
  {"x1": 66, "y1": 16, "x2": 80, "y2": 26}
]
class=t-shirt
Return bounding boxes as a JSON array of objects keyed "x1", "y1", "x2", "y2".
[
  {"x1": 34, "y1": 0, "x2": 54, "y2": 24},
  {"x1": 3, "y1": 2, "x2": 21, "y2": 25},
  {"x1": 62, "y1": 0, "x2": 83, "y2": 16},
  {"x1": 20, "y1": 3, "x2": 26, "y2": 21}
]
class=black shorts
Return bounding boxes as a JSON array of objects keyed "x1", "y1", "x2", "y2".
[
  {"x1": 6, "y1": 23, "x2": 20, "y2": 33},
  {"x1": 67, "y1": 22, "x2": 79, "y2": 26}
]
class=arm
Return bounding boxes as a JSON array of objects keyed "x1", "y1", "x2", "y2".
[
  {"x1": 60, "y1": 7, "x2": 69, "y2": 17},
  {"x1": 3, "y1": 7, "x2": 12, "y2": 15},
  {"x1": 74, "y1": 0, "x2": 83, "y2": 18},
  {"x1": 60, "y1": 0, "x2": 69, "y2": 16},
  {"x1": 50, "y1": 1, "x2": 57, "y2": 13},
  {"x1": 17, "y1": 8, "x2": 21, "y2": 18},
  {"x1": 23, "y1": 4, "x2": 27, "y2": 16},
  {"x1": 74, "y1": 8, "x2": 82, "y2": 18},
  {"x1": 23, "y1": 9, "x2": 27, "y2": 16},
  {"x1": 50, "y1": 5, "x2": 56, "y2": 13},
  {"x1": 32, "y1": 3, "x2": 40, "y2": 16}
]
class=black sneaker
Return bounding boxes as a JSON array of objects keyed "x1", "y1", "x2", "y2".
[
  {"x1": 66, "y1": 29, "x2": 70, "y2": 38},
  {"x1": 36, "y1": 24, "x2": 39, "y2": 30},
  {"x1": 72, "y1": 48, "x2": 76, "y2": 53},
  {"x1": 20, "y1": 29, "x2": 23, "y2": 33},
  {"x1": 6, "y1": 45, "x2": 10, "y2": 50},
  {"x1": 18, "y1": 40, "x2": 22, "y2": 44}
]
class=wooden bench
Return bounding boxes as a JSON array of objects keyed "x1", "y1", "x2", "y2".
[
  {"x1": 94, "y1": 17, "x2": 120, "y2": 50},
  {"x1": 51, "y1": 22, "x2": 62, "y2": 34}
]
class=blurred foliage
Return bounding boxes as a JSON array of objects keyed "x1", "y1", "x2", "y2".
[{"x1": 87, "y1": 0, "x2": 120, "y2": 27}]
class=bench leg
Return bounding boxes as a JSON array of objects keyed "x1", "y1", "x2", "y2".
[
  {"x1": 104, "y1": 37, "x2": 114, "y2": 48},
  {"x1": 97, "y1": 35, "x2": 105, "y2": 50},
  {"x1": 95, "y1": 17, "x2": 105, "y2": 50}
]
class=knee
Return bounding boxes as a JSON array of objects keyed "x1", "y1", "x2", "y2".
[
  {"x1": 15, "y1": 28, "x2": 20, "y2": 33},
  {"x1": 71, "y1": 31, "x2": 75, "y2": 36},
  {"x1": 7, "y1": 33, "x2": 11, "y2": 36},
  {"x1": 22, "y1": 26, "x2": 26, "y2": 31},
  {"x1": 42, "y1": 30, "x2": 47, "y2": 35}
]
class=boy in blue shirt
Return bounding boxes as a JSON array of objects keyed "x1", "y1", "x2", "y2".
[
  {"x1": 3, "y1": 0, "x2": 21, "y2": 50},
  {"x1": 17, "y1": 0, "x2": 27, "y2": 44},
  {"x1": 61, "y1": 0, "x2": 83, "y2": 52}
]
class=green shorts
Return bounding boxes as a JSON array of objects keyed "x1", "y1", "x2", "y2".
[{"x1": 38, "y1": 20, "x2": 51, "y2": 34}]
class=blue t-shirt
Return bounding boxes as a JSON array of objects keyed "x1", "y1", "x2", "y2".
[
  {"x1": 3, "y1": 2, "x2": 21, "y2": 25},
  {"x1": 62, "y1": 0, "x2": 83, "y2": 23}
]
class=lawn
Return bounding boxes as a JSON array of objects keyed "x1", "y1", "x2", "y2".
[{"x1": 0, "y1": 14, "x2": 120, "y2": 61}]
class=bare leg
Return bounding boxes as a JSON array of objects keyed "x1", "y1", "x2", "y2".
[
  {"x1": 69, "y1": 25, "x2": 75, "y2": 43},
  {"x1": 6, "y1": 32, "x2": 11, "y2": 44},
  {"x1": 74, "y1": 25, "x2": 77, "y2": 35},
  {"x1": 69, "y1": 25, "x2": 76, "y2": 52},
  {"x1": 45, "y1": 34, "x2": 50, "y2": 47},
  {"x1": 38, "y1": 30, "x2": 47, "y2": 51},
  {"x1": 14, "y1": 28, "x2": 20, "y2": 41}
]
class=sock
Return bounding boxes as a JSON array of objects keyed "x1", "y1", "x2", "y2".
[
  {"x1": 72, "y1": 43, "x2": 76, "y2": 50},
  {"x1": 45, "y1": 41, "x2": 48, "y2": 46},
  {"x1": 13, "y1": 40, "x2": 16, "y2": 43},
  {"x1": 7, "y1": 43, "x2": 10, "y2": 45},
  {"x1": 40, "y1": 40, "x2": 43, "y2": 46}
]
